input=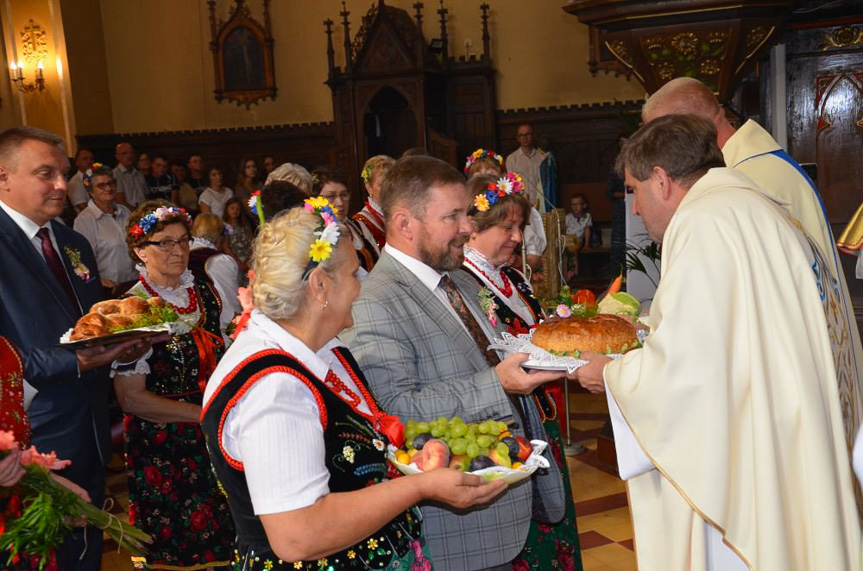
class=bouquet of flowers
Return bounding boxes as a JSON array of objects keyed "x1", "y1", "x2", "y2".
[{"x1": 0, "y1": 431, "x2": 151, "y2": 569}]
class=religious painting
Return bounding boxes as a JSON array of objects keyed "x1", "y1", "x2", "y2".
[{"x1": 209, "y1": 0, "x2": 276, "y2": 108}]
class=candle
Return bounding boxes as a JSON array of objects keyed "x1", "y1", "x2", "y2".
[{"x1": 36, "y1": 61, "x2": 43, "y2": 80}]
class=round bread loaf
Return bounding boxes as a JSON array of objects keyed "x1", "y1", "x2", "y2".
[{"x1": 532, "y1": 315, "x2": 639, "y2": 355}]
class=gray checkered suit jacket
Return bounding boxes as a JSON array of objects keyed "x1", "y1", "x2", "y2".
[{"x1": 342, "y1": 251, "x2": 565, "y2": 570}]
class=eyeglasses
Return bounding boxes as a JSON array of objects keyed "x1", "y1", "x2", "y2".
[
  {"x1": 320, "y1": 191, "x2": 350, "y2": 202},
  {"x1": 93, "y1": 181, "x2": 117, "y2": 190},
  {"x1": 141, "y1": 236, "x2": 192, "y2": 251}
]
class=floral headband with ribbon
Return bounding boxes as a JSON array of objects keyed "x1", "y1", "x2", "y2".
[
  {"x1": 129, "y1": 206, "x2": 193, "y2": 238},
  {"x1": 472, "y1": 172, "x2": 525, "y2": 213},
  {"x1": 303, "y1": 197, "x2": 341, "y2": 269},
  {"x1": 82, "y1": 162, "x2": 104, "y2": 188},
  {"x1": 360, "y1": 164, "x2": 374, "y2": 185},
  {"x1": 463, "y1": 149, "x2": 504, "y2": 176}
]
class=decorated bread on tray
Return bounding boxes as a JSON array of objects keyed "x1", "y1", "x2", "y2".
[
  {"x1": 69, "y1": 297, "x2": 174, "y2": 340},
  {"x1": 531, "y1": 314, "x2": 639, "y2": 357}
]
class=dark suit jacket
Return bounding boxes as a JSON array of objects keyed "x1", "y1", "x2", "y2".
[{"x1": 0, "y1": 207, "x2": 110, "y2": 489}]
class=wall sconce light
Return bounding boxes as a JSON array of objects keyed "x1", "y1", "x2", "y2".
[{"x1": 9, "y1": 60, "x2": 45, "y2": 93}]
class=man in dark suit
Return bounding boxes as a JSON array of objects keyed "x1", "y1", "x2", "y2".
[{"x1": 0, "y1": 127, "x2": 149, "y2": 569}]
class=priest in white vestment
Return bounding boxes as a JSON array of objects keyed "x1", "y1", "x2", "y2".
[
  {"x1": 643, "y1": 77, "x2": 863, "y2": 456},
  {"x1": 575, "y1": 114, "x2": 862, "y2": 571}
]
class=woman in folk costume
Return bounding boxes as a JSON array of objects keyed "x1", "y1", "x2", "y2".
[
  {"x1": 311, "y1": 165, "x2": 377, "y2": 273},
  {"x1": 351, "y1": 155, "x2": 395, "y2": 264},
  {"x1": 462, "y1": 171, "x2": 583, "y2": 570},
  {"x1": 201, "y1": 199, "x2": 506, "y2": 570},
  {"x1": 114, "y1": 200, "x2": 235, "y2": 569}
]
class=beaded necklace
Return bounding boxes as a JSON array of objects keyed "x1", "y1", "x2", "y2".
[
  {"x1": 139, "y1": 274, "x2": 199, "y2": 315},
  {"x1": 464, "y1": 247, "x2": 512, "y2": 297}
]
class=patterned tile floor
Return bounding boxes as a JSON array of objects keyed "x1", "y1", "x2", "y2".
[{"x1": 101, "y1": 390, "x2": 636, "y2": 570}]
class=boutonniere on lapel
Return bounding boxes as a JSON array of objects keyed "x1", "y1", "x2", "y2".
[
  {"x1": 477, "y1": 287, "x2": 499, "y2": 327},
  {"x1": 63, "y1": 247, "x2": 91, "y2": 281}
]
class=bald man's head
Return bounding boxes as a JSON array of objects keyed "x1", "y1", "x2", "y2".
[{"x1": 642, "y1": 77, "x2": 721, "y2": 124}]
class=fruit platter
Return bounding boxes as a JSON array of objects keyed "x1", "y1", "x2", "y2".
[{"x1": 387, "y1": 416, "x2": 549, "y2": 484}]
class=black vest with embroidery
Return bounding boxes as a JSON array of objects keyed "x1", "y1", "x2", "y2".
[{"x1": 201, "y1": 348, "x2": 422, "y2": 570}]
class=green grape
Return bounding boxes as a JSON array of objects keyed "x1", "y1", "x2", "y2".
[
  {"x1": 437, "y1": 416, "x2": 448, "y2": 427},
  {"x1": 450, "y1": 423, "x2": 468, "y2": 438},
  {"x1": 405, "y1": 419, "x2": 417, "y2": 430},
  {"x1": 463, "y1": 431, "x2": 477, "y2": 443},
  {"x1": 478, "y1": 447, "x2": 490, "y2": 457},
  {"x1": 415, "y1": 421, "x2": 430, "y2": 433},
  {"x1": 450, "y1": 438, "x2": 468, "y2": 456},
  {"x1": 496, "y1": 442, "x2": 510, "y2": 457},
  {"x1": 448, "y1": 416, "x2": 464, "y2": 427},
  {"x1": 404, "y1": 427, "x2": 417, "y2": 443},
  {"x1": 476, "y1": 435, "x2": 494, "y2": 448},
  {"x1": 466, "y1": 442, "x2": 480, "y2": 459},
  {"x1": 430, "y1": 425, "x2": 445, "y2": 437},
  {"x1": 477, "y1": 421, "x2": 492, "y2": 435},
  {"x1": 497, "y1": 421, "x2": 508, "y2": 434}
]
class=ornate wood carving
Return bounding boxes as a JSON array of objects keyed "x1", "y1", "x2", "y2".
[
  {"x1": 208, "y1": 0, "x2": 276, "y2": 109},
  {"x1": 324, "y1": 1, "x2": 498, "y2": 198},
  {"x1": 563, "y1": 0, "x2": 793, "y2": 100}
]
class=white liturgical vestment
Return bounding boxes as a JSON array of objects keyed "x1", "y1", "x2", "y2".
[{"x1": 605, "y1": 168, "x2": 861, "y2": 571}]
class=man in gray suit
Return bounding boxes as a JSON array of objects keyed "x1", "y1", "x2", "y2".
[{"x1": 342, "y1": 155, "x2": 566, "y2": 570}]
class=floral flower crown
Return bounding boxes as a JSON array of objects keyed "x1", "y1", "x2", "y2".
[
  {"x1": 464, "y1": 148, "x2": 504, "y2": 175},
  {"x1": 472, "y1": 172, "x2": 525, "y2": 213},
  {"x1": 248, "y1": 190, "x2": 266, "y2": 226},
  {"x1": 304, "y1": 196, "x2": 341, "y2": 265},
  {"x1": 129, "y1": 206, "x2": 193, "y2": 238},
  {"x1": 360, "y1": 164, "x2": 374, "y2": 185},
  {"x1": 82, "y1": 162, "x2": 104, "y2": 187}
]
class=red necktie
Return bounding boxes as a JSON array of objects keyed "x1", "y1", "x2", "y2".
[{"x1": 36, "y1": 227, "x2": 80, "y2": 315}]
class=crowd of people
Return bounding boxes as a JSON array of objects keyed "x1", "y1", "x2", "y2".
[{"x1": 0, "y1": 74, "x2": 862, "y2": 571}]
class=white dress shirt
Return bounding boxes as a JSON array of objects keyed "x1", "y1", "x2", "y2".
[
  {"x1": 67, "y1": 171, "x2": 89, "y2": 208},
  {"x1": 73, "y1": 201, "x2": 136, "y2": 283},
  {"x1": 203, "y1": 311, "x2": 372, "y2": 515},
  {"x1": 113, "y1": 164, "x2": 148, "y2": 208}
]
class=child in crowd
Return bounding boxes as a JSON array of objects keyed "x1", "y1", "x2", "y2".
[{"x1": 565, "y1": 193, "x2": 592, "y2": 250}]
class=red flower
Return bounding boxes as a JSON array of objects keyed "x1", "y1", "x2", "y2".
[
  {"x1": 160, "y1": 480, "x2": 172, "y2": 494},
  {"x1": 558, "y1": 545, "x2": 575, "y2": 570},
  {"x1": 43, "y1": 556, "x2": 59, "y2": 571},
  {"x1": 512, "y1": 558, "x2": 531, "y2": 571},
  {"x1": 187, "y1": 458, "x2": 197, "y2": 471},
  {"x1": 189, "y1": 510, "x2": 208, "y2": 532},
  {"x1": 153, "y1": 430, "x2": 168, "y2": 446},
  {"x1": 508, "y1": 318, "x2": 530, "y2": 336},
  {"x1": 143, "y1": 466, "x2": 162, "y2": 485},
  {"x1": 159, "y1": 526, "x2": 172, "y2": 541},
  {"x1": 203, "y1": 550, "x2": 216, "y2": 562},
  {"x1": 0, "y1": 512, "x2": 5, "y2": 535}
]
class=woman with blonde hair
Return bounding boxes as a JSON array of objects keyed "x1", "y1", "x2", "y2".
[
  {"x1": 351, "y1": 155, "x2": 394, "y2": 259},
  {"x1": 202, "y1": 200, "x2": 507, "y2": 570}
]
